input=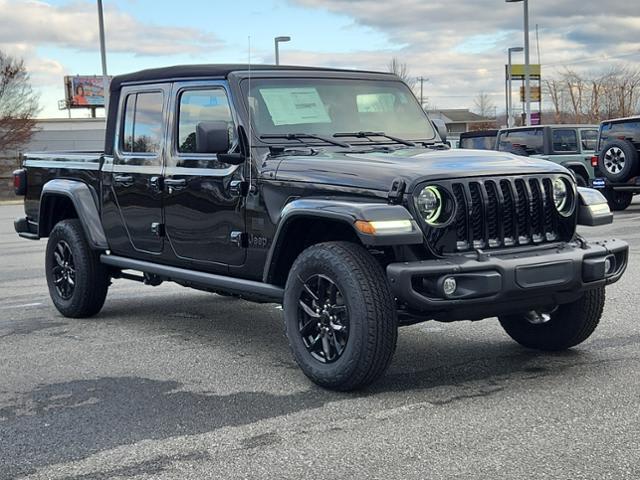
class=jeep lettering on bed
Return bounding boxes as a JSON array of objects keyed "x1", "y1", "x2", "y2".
[{"x1": 13, "y1": 65, "x2": 628, "y2": 390}]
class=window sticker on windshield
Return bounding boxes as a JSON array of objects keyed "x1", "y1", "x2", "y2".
[
  {"x1": 357, "y1": 93, "x2": 396, "y2": 112},
  {"x1": 259, "y1": 88, "x2": 331, "y2": 126}
]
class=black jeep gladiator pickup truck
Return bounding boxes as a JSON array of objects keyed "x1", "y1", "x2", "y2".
[{"x1": 13, "y1": 65, "x2": 628, "y2": 390}]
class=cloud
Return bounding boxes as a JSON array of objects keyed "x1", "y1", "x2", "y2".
[
  {"x1": 285, "y1": 0, "x2": 640, "y2": 111},
  {"x1": 0, "y1": 0, "x2": 222, "y2": 56}
]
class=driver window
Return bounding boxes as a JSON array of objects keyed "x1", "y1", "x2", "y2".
[{"x1": 178, "y1": 89, "x2": 235, "y2": 154}]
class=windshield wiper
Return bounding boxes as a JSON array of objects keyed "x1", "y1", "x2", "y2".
[
  {"x1": 260, "y1": 133, "x2": 351, "y2": 148},
  {"x1": 333, "y1": 131, "x2": 416, "y2": 147}
]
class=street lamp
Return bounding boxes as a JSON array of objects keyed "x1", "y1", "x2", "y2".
[
  {"x1": 274, "y1": 36, "x2": 291, "y2": 65},
  {"x1": 97, "y1": 0, "x2": 109, "y2": 112},
  {"x1": 507, "y1": 47, "x2": 524, "y2": 127},
  {"x1": 506, "y1": 0, "x2": 531, "y2": 126}
]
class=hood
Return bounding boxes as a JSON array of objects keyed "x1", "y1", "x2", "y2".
[{"x1": 273, "y1": 147, "x2": 569, "y2": 192}]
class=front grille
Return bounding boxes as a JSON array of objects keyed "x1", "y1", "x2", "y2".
[{"x1": 423, "y1": 175, "x2": 574, "y2": 254}]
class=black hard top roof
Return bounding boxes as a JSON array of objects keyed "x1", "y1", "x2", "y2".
[
  {"x1": 110, "y1": 64, "x2": 393, "y2": 93},
  {"x1": 600, "y1": 116, "x2": 640, "y2": 124},
  {"x1": 499, "y1": 124, "x2": 598, "y2": 132},
  {"x1": 459, "y1": 129, "x2": 499, "y2": 138}
]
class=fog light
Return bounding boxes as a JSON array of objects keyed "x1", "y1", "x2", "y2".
[
  {"x1": 604, "y1": 256, "x2": 616, "y2": 275},
  {"x1": 442, "y1": 277, "x2": 457, "y2": 296}
]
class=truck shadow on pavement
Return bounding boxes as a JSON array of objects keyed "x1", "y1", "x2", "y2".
[
  {"x1": 3, "y1": 332, "x2": 636, "y2": 479},
  {"x1": 4, "y1": 291, "x2": 638, "y2": 479}
]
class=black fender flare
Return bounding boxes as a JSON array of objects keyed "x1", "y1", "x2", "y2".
[
  {"x1": 262, "y1": 198, "x2": 423, "y2": 283},
  {"x1": 39, "y1": 179, "x2": 109, "y2": 250},
  {"x1": 562, "y1": 162, "x2": 590, "y2": 182}
]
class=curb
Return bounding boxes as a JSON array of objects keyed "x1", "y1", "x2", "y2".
[{"x1": 0, "y1": 200, "x2": 24, "y2": 206}]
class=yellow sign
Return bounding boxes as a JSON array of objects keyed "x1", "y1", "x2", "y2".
[
  {"x1": 508, "y1": 64, "x2": 541, "y2": 79},
  {"x1": 520, "y1": 86, "x2": 541, "y2": 102}
]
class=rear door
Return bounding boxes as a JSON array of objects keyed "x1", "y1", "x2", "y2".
[
  {"x1": 163, "y1": 81, "x2": 245, "y2": 269},
  {"x1": 108, "y1": 85, "x2": 169, "y2": 255}
]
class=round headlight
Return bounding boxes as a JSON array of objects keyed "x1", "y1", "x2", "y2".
[
  {"x1": 552, "y1": 178, "x2": 571, "y2": 215},
  {"x1": 416, "y1": 185, "x2": 444, "y2": 225}
]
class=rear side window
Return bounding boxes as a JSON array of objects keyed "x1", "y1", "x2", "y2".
[
  {"x1": 599, "y1": 120, "x2": 640, "y2": 149},
  {"x1": 498, "y1": 129, "x2": 544, "y2": 155},
  {"x1": 460, "y1": 136, "x2": 496, "y2": 150},
  {"x1": 178, "y1": 88, "x2": 235, "y2": 153},
  {"x1": 580, "y1": 129, "x2": 598, "y2": 151},
  {"x1": 552, "y1": 129, "x2": 578, "y2": 152},
  {"x1": 122, "y1": 92, "x2": 164, "y2": 154}
]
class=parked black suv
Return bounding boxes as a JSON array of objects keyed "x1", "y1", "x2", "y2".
[
  {"x1": 459, "y1": 129, "x2": 498, "y2": 150},
  {"x1": 13, "y1": 65, "x2": 628, "y2": 390},
  {"x1": 592, "y1": 116, "x2": 640, "y2": 210}
]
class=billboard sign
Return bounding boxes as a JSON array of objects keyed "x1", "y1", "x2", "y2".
[
  {"x1": 520, "y1": 86, "x2": 541, "y2": 102},
  {"x1": 506, "y1": 64, "x2": 541, "y2": 80},
  {"x1": 64, "y1": 76, "x2": 112, "y2": 108}
]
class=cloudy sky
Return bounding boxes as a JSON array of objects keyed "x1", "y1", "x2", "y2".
[{"x1": 1, "y1": 0, "x2": 639, "y2": 118}]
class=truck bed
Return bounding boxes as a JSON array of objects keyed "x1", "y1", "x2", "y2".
[{"x1": 21, "y1": 151, "x2": 104, "y2": 225}]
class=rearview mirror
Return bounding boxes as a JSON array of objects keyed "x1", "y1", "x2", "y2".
[{"x1": 195, "y1": 121, "x2": 230, "y2": 154}]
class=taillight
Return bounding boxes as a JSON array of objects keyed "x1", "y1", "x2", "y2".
[
  {"x1": 13, "y1": 169, "x2": 26, "y2": 196},
  {"x1": 591, "y1": 156, "x2": 599, "y2": 168}
]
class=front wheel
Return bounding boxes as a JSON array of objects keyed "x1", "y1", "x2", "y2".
[
  {"x1": 499, "y1": 287, "x2": 605, "y2": 351},
  {"x1": 283, "y1": 242, "x2": 398, "y2": 391},
  {"x1": 45, "y1": 219, "x2": 110, "y2": 318},
  {"x1": 605, "y1": 190, "x2": 634, "y2": 211}
]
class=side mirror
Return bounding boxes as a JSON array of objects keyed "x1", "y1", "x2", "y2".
[
  {"x1": 432, "y1": 118, "x2": 448, "y2": 143},
  {"x1": 577, "y1": 187, "x2": 613, "y2": 226},
  {"x1": 195, "y1": 121, "x2": 230, "y2": 154}
]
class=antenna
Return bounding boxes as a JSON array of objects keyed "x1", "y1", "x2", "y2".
[
  {"x1": 535, "y1": 24, "x2": 541, "y2": 65},
  {"x1": 247, "y1": 36, "x2": 252, "y2": 190}
]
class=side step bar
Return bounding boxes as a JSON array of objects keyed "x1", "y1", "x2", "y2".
[{"x1": 100, "y1": 254, "x2": 283, "y2": 303}]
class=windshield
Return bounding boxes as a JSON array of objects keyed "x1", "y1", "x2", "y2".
[{"x1": 242, "y1": 78, "x2": 436, "y2": 143}]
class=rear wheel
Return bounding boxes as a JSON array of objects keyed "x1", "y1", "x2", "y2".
[
  {"x1": 605, "y1": 190, "x2": 634, "y2": 211},
  {"x1": 283, "y1": 242, "x2": 397, "y2": 391},
  {"x1": 499, "y1": 288, "x2": 605, "y2": 351},
  {"x1": 45, "y1": 219, "x2": 110, "y2": 318}
]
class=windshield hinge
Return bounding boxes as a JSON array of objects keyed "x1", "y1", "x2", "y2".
[{"x1": 388, "y1": 178, "x2": 406, "y2": 204}]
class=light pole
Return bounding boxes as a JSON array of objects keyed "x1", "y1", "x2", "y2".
[
  {"x1": 97, "y1": 0, "x2": 109, "y2": 113},
  {"x1": 417, "y1": 76, "x2": 429, "y2": 109},
  {"x1": 506, "y1": 0, "x2": 531, "y2": 126},
  {"x1": 274, "y1": 36, "x2": 291, "y2": 65},
  {"x1": 507, "y1": 47, "x2": 523, "y2": 127}
]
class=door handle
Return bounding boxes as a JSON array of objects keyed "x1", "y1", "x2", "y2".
[{"x1": 113, "y1": 174, "x2": 134, "y2": 186}]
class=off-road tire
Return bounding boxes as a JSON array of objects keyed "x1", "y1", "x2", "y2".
[
  {"x1": 605, "y1": 190, "x2": 634, "y2": 211},
  {"x1": 598, "y1": 139, "x2": 639, "y2": 183},
  {"x1": 499, "y1": 287, "x2": 605, "y2": 351},
  {"x1": 45, "y1": 219, "x2": 110, "y2": 318},
  {"x1": 283, "y1": 241, "x2": 398, "y2": 391},
  {"x1": 574, "y1": 172, "x2": 588, "y2": 187}
]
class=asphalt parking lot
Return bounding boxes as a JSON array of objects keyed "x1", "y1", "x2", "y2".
[{"x1": 1, "y1": 201, "x2": 639, "y2": 480}]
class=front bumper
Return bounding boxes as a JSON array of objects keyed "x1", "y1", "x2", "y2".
[
  {"x1": 387, "y1": 239, "x2": 628, "y2": 321},
  {"x1": 14, "y1": 216, "x2": 39, "y2": 240}
]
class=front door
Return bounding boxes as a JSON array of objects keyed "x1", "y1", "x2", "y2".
[
  {"x1": 108, "y1": 85, "x2": 169, "y2": 255},
  {"x1": 163, "y1": 82, "x2": 246, "y2": 268}
]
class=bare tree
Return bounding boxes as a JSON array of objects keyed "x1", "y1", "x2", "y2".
[
  {"x1": 543, "y1": 66, "x2": 640, "y2": 123},
  {"x1": 387, "y1": 57, "x2": 416, "y2": 90},
  {"x1": 0, "y1": 51, "x2": 40, "y2": 153},
  {"x1": 473, "y1": 91, "x2": 495, "y2": 118}
]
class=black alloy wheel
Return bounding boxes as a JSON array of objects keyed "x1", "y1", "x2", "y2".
[
  {"x1": 51, "y1": 240, "x2": 76, "y2": 300},
  {"x1": 297, "y1": 274, "x2": 349, "y2": 363}
]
